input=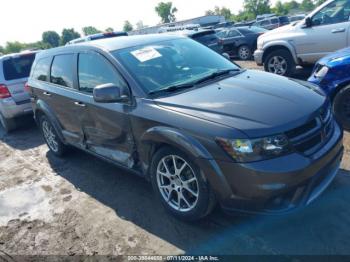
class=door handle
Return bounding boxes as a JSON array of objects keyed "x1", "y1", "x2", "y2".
[
  {"x1": 74, "y1": 101, "x2": 86, "y2": 107},
  {"x1": 332, "y1": 28, "x2": 345, "y2": 33},
  {"x1": 43, "y1": 91, "x2": 51, "y2": 96}
]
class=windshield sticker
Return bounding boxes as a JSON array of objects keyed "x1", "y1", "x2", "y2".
[{"x1": 131, "y1": 47, "x2": 162, "y2": 62}]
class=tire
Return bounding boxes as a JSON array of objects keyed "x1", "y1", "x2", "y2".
[
  {"x1": 40, "y1": 115, "x2": 67, "y2": 157},
  {"x1": 264, "y1": 49, "x2": 295, "y2": 77},
  {"x1": 150, "y1": 147, "x2": 216, "y2": 221},
  {"x1": 333, "y1": 85, "x2": 350, "y2": 131},
  {"x1": 238, "y1": 45, "x2": 252, "y2": 61},
  {"x1": 0, "y1": 113, "x2": 16, "y2": 133}
]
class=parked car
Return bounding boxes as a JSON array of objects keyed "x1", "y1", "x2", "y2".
[
  {"x1": 177, "y1": 30, "x2": 223, "y2": 54},
  {"x1": 217, "y1": 26, "x2": 268, "y2": 60},
  {"x1": 309, "y1": 47, "x2": 350, "y2": 130},
  {"x1": 234, "y1": 20, "x2": 256, "y2": 27},
  {"x1": 254, "y1": 0, "x2": 350, "y2": 76},
  {"x1": 212, "y1": 21, "x2": 235, "y2": 30},
  {"x1": 289, "y1": 14, "x2": 306, "y2": 22},
  {"x1": 0, "y1": 50, "x2": 38, "y2": 132},
  {"x1": 256, "y1": 14, "x2": 276, "y2": 21},
  {"x1": 66, "y1": 31, "x2": 128, "y2": 45},
  {"x1": 27, "y1": 34, "x2": 343, "y2": 220},
  {"x1": 253, "y1": 16, "x2": 290, "y2": 30}
]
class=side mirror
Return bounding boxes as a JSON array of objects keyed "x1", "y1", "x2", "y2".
[
  {"x1": 304, "y1": 17, "x2": 312, "y2": 28},
  {"x1": 93, "y1": 83, "x2": 129, "y2": 103}
]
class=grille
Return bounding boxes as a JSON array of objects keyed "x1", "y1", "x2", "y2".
[{"x1": 286, "y1": 107, "x2": 334, "y2": 156}]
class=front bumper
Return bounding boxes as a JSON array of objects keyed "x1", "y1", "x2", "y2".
[
  {"x1": 254, "y1": 49, "x2": 264, "y2": 65},
  {"x1": 0, "y1": 97, "x2": 32, "y2": 119},
  {"x1": 200, "y1": 122, "x2": 343, "y2": 215}
]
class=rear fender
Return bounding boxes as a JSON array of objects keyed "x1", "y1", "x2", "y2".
[{"x1": 34, "y1": 99, "x2": 66, "y2": 144}]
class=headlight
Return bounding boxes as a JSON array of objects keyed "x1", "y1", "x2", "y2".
[
  {"x1": 314, "y1": 65, "x2": 329, "y2": 79},
  {"x1": 217, "y1": 134, "x2": 291, "y2": 162}
]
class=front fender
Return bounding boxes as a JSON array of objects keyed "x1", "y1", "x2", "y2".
[
  {"x1": 139, "y1": 126, "x2": 234, "y2": 201},
  {"x1": 263, "y1": 41, "x2": 298, "y2": 64},
  {"x1": 139, "y1": 126, "x2": 213, "y2": 168},
  {"x1": 35, "y1": 99, "x2": 66, "y2": 144}
]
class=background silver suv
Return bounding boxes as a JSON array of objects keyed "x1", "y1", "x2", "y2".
[
  {"x1": 254, "y1": 0, "x2": 350, "y2": 76},
  {"x1": 0, "y1": 51, "x2": 37, "y2": 132}
]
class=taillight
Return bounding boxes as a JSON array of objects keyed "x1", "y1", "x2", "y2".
[
  {"x1": 24, "y1": 82, "x2": 30, "y2": 92},
  {"x1": 0, "y1": 84, "x2": 11, "y2": 99}
]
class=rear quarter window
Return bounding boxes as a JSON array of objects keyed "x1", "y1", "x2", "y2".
[
  {"x1": 32, "y1": 57, "x2": 52, "y2": 82},
  {"x1": 50, "y1": 54, "x2": 75, "y2": 88},
  {"x1": 3, "y1": 54, "x2": 36, "y2": 81}
]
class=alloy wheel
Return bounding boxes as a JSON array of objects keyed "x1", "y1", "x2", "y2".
[
  {"x1": 42, "y1": 120, "x2": 59, "y2": 152},
  {"x1": 267, "y1": 56, "x2": 288, "y2": 75},
  {"x1": 156, "y1": 155, "x2": 199, "y2": 212},
  {"x1": 239, "y1": 46, "x2": 250, "y2": 60}
]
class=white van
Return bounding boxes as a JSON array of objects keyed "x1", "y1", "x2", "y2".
[{"x1": 254, "y1": 0, "x2": 350, "y2": 76}]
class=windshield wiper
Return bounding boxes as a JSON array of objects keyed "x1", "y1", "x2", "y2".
[
  {"x1": 193, "y1": 69, "x2": 240, "y2": 85},
  {"x1": 148, "y1": 82, "x2": 195, "y2": 95},
  {"x1": 148, "y1": 68, "x2": 240, "y2": 96}
]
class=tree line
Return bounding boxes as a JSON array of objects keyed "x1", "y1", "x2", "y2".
[
  {"x1": 206, "y1": 0, "x2": 327, "y2": 22},
  {"x1": 0, "y1": 0, "x2": 327, "y2": 55},
  {"x1": 0, "y1": 1, "x2": 178, "y2": 55}
]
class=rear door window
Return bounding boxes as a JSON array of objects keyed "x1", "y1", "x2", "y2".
[
  {"x1": 3, "y1": 54, "x2": 36, "y2": 81},
  {"x1": 50, "y1": 54, "x2": 75, "y2": 88},
  {"x1": 78, "y1": 52, "x2": 126, "y2": 93},
  {"x1": 32, "y1": 57, "x2": 52, "y2": 82}
]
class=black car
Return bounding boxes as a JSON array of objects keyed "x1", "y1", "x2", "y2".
[
  {"x1": 217, "y1": 26, "x2": 267, "y2": 60},
  {"x1": 28, "y1": 35, "x2": 343, "y2": 221},
  {"x1": 179, "y1": 30, "x2": 223, "y2": 54}
]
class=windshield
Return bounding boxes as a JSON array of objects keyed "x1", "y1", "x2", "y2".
[{"x1": 113, "y1": 38, "x2": 239, "y2": 94}]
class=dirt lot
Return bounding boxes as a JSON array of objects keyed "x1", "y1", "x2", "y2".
[{"x1": 0, "y1": 61, "x2": 349, "y2": 257}]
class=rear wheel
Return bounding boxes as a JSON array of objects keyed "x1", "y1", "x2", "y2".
[
  {"x1": 150, "y1": 147, "x2": 215, "y2": 221},
  {"x1": 40, "y1": 115, "x2": 67, "y2": 156},
  {"x1": 264, "y1": 49, "x2": 295, "y2": 76},
  {"x1": 0, "y1": 113, "x2": 16, "y2": 133},
  {"x1": 333, "y1": 85, "x2": 350, "y2": 131},
  {"x1": 238, "y1": 45, "x2": 252, "y2": 60}
]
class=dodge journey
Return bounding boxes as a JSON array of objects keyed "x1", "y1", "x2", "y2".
[{"x1": 27, "y1": 35, "x2": 344, "y2": 220}]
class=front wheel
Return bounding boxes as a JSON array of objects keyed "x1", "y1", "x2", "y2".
[
  {"x1": 150, "y1": 147, "x2": 215, "y2": 221},
  {"x1": 264, "y1": 49, "x2": 295, "y2": 77},
  {"x1": 333, "y1": 85, "x2": 350, "y2": 131}
]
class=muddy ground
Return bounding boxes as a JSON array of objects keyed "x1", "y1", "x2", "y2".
[{"x1": 0, "y1": 61, "x2": 349, "y2": 258}]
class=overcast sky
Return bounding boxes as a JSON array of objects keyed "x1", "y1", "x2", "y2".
[{"x1": 0, "y1": 0, "x2": 295, "y2": 45}]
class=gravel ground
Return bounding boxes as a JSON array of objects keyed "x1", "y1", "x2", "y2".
[{"x1": 0, "y1": 61, "x2": 349, "y2": 258}]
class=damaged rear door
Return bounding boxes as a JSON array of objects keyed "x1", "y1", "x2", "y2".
[{"x1": 77, "y1": 51, "x2": 135, "y2": 168}]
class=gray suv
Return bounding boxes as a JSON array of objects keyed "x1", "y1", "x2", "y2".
[
  {"x1": 27, "y1": 35, "x2": 343, "y2": 220},
  {"x1": 0, "y1": 51, "x2": 37, "y2": 132}
]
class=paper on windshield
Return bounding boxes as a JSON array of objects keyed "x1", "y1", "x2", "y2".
[{"x1": 131, "y1": 47, "x2": 162, "y2": 62}]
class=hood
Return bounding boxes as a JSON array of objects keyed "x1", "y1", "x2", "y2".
[
  {"x1": 154, "y1": 70, "x2": 326, "y2": 137},
  {"x1": 259, "y1": 23, "x2": 297, "y2": 41},
  {"x1": 317, "y1": 47, "x2": 350, "y2": 67}
]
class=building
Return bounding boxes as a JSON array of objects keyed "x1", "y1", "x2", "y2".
[{"x1": 130, "y1": 15, "x2": 226, "y2": 35}]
